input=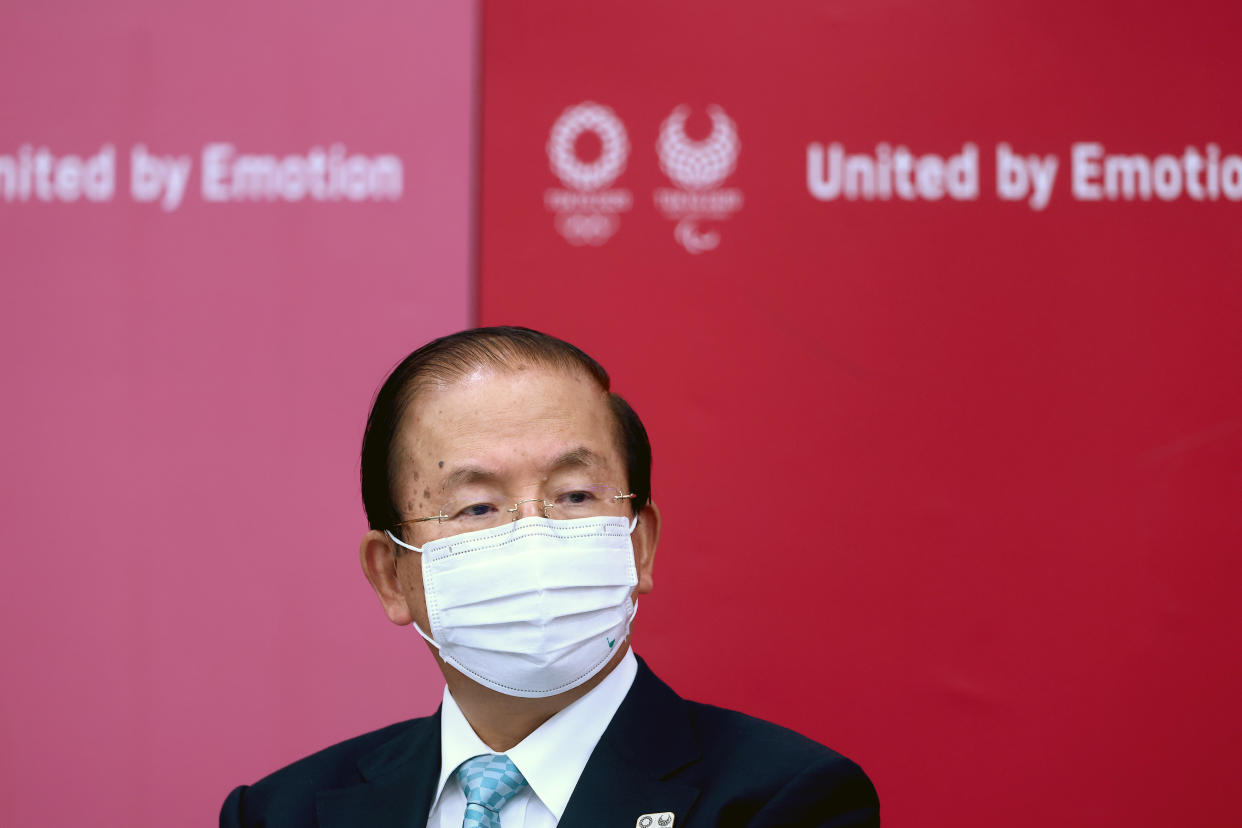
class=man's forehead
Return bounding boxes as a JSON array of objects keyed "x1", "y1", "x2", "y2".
[
  {"x1": 396, "y1": 365, "x2": 617, "y2": 468},
  {"x1": 411, "y1": 364, "x2": 606, "y2": 422}
]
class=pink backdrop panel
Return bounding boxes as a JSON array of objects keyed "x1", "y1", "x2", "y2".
[
  {"x1": 0, "y1": 3, "x2": 475, "y2": 826},
  {"x1": 478, "y1": 2, "x2": 1242, "y2": 827}
]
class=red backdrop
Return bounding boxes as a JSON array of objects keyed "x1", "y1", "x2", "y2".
[
  {"x1": 477, "y1": 2, "x2": 1242, "y2": 827},
  {"x1": 3, "y1": 3, "x2": 1240, "y2": 826},
  {"x1": 1, "y1": 3, "x2": 474, "y2": 826}
]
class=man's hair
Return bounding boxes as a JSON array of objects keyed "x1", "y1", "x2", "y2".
[{"x1": 360, "y1": 326, "x2": 652, "y2": 531}]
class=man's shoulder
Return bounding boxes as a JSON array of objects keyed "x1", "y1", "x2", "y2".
[
  {"x1": 678, "y1": 700, "x2": 878, "y2": 825},
  {"x1": 254, "y1": 718, "x2": 423, "y2": 789},
  {"x1": 682, "y1": 695, "x2": 871, "y2": 785},
  {"x1": 619, "y1": 661, "x2": 879, "y2": 826},
  {"x1": 684, "y1": 696, "x2": 861, "y2": 767},
  {"x1": 632, "y1": 658, "x2": 868, "y2": 776},
  {"x1": 220, "y1": 716, "x2": 434, "y2": 828}
]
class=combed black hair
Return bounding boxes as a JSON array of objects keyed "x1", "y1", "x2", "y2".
[{"x1": 360, "y1": 326, "x2": 652, "y2": 531}]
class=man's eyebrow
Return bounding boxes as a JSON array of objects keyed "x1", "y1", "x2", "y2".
[
  {"x1": 548, "y1": 446, "x2": 603, "y2": 470},
  {"x1": 438, "y1": 448, "x2": 604, "y2": 492},
  {"x1": 439, "y1": 465, "x2": 500, "y2": 492}
]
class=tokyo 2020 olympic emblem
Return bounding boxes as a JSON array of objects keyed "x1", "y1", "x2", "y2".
[
  {"x1": 656, "y1": 105, "x2": 738, "y2": 191},
  {"x1": 654, "y1": 105, "x2": 743, "y2": 254},
  {"x1": 544, "y1": 102, "x2": 633, "y2": 245},
  {"x1": 548, "y1": 103, "x2": 629, "y2": 191}
]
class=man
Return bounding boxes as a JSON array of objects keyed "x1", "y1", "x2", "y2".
[{"x1": 221, "y1": 327, "x2": 879, "y2": 827}]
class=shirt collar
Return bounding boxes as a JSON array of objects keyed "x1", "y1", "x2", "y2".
[{"x1": 432, "y1": 649, "x2": 638, "y2": 820}]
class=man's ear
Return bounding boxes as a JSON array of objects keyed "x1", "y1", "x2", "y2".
[
  {"x1": 360, "y1": 529, "x2": 414, "y2": 625},
  {"x1": 632, "y1": 501, "x2": 660, "y2": 595}
]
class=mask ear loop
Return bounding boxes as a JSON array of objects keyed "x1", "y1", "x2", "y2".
[
  {"x1": 385, "y1": 529, "x2": 422, "y2": 554},
  {"x1": 409, "y1": 619, "x2": 441, "y2": 651},
  {"x1": 383, "y1": 530, "x2": 441, "y2": 651}
]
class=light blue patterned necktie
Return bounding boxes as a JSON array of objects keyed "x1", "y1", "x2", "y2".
[{"x1": 456, "y1": 754, "x2": 529, "y2": 828}]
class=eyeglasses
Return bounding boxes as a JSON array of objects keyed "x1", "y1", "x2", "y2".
[{"x1": 394, "y1": 484, "x2": 636, "y2": 538}]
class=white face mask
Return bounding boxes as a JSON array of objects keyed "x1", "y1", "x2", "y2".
[{"x1": 386, "y1": 514, "x2": 639, "y2": 698}]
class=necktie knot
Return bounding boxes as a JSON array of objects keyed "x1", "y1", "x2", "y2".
[{"x1": 456, "y1": 754, "x2": 528, "y2": 828}]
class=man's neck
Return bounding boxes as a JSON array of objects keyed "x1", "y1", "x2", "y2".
[{"x1": 440, "y1": 641, "x2": 631, "y2": 752}]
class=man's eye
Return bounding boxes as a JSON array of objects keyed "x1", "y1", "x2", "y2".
[
  {"x1": 559, "y1": 490, "x2": 595, "y2": 506},
  {"x1": 459, "y1": 503, "x2": 496, "y2": 518}
]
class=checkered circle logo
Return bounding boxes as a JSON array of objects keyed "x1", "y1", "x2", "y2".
[
  {"x1": 547, "y1": 102, "x2": 630, "y2": 192},
  {"x1": 656, "y1": 105, "x2": 739, "y2": 191}
]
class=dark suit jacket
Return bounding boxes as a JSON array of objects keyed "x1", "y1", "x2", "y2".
[{"x1": 220, "y1": 658, "x2": 879, "y2": 827}]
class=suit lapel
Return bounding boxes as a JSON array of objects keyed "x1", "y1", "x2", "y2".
[
  {"x1": 560, "y1": 658, "x2": 702, "y2": 828},
  {"x1": 314, "y1": 660, "x2": 699, "y2": 828},
  {"x1": 316, "y1": 710, "x2": 443, "y2": 828}
]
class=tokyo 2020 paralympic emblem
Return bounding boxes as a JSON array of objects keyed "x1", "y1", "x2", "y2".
[
  {"x1": 654, "y1": 105, "x2": 743, "y2": 254},
  {"x1": 544, "y1": 102, "x2": 633, "y2": 245}
]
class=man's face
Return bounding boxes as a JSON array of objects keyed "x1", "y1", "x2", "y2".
[{"x1": 367, "y1": 362, "x2": 655, "y2": 644}]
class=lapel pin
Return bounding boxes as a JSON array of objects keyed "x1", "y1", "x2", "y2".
[{"x1": 636, "y1": 813, "x2": 674, "y2": 828}]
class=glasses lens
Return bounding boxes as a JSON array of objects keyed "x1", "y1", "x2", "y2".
[
  {"x1": 546, "y1": 484, "x2": 633, "y2": 521},
  {"x1": 432, "y1": 495, "x2": 510, "y2": 535}
]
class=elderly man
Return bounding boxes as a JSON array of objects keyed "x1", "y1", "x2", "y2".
[{"x1": 221, "y1": 327, "x2": 879, "y2": 827}]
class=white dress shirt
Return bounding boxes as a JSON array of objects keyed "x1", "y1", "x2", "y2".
[{"x1": 426, "y1": 649, "x2": 638, "y2": 828}]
